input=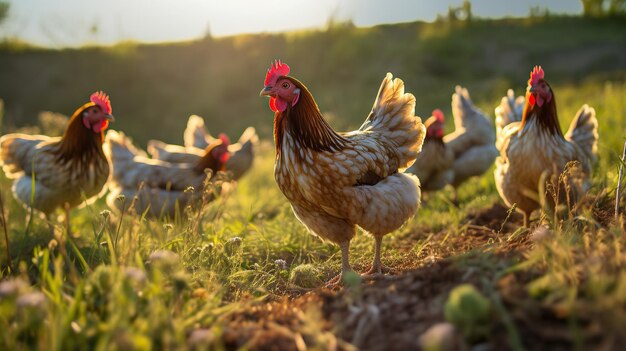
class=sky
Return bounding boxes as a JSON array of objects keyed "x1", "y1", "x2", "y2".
[{"x1": 1, "y1": 0, "x2": 582, "y2": 47}]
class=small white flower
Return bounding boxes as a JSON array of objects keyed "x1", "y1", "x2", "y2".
[
  {"x1": 228, "y1": 237, "x2": 242, "y2": 245},
  {"x1": 274, "y1": 259, "x2": 287, "y2": 270},
  {"x1": 188, "y1": 329, "x2": 213, "y2": 346},
  {"x1": 17, "y1": 291, "x2": 46, "y2": 308},
  {"x1": 149, "y1": 250, "x2": 179, "y2": 266},
  {"x1": 123, "y1": 267, "x2": 147, "y2": 283},
  {"x1": 530, "y1": 225, "x2": 552, "y2": 243},
  {"x1": 0, "y1": 278, "x2": 29, "y2": 297},
  {"x1": 100, "y1": 210, "x2": 111, "y2": 219}
]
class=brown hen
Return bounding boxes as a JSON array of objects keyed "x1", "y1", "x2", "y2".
[
  {"x1": 260, "y1": 61, "x2": 425, "y2": 284},
  {"x1": 0, "y1": 92, "x2": 114, "y2": 226},
  {"x1": 495, "y1": 66, "x2": 598, "y2": 227}
]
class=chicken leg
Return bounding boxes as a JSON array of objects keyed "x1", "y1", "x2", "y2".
[
  {"x1": 325, "y1": 241, "x2": 354, "y2": 287},
  {"x1": 364, "y1": 235, "x2": 393, "y2": 277}
]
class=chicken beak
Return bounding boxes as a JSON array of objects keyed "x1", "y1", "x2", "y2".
[
  {"x1": 105, "y1": 114, "x2": 115, "y2": 122},
  {"x1": 259, "y1": 86, "x2": 272, "y2": 97},
  {"x1": 528, "y1": 85, "x2": 536, "y2": 94}
]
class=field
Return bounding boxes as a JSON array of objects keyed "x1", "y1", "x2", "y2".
[{"x1": 1, "y1": 15, "x2": 626, "y2": 350}]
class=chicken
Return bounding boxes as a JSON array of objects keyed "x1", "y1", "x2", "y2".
[
  {"x1": 147, "y1": 118, "x2": 258, "y2": 181},
  {"x1": 183, "y1": 115, "x2": 215, "y2": 149},
  {"x1": 442, "y1": 86, "x2": 499, "y2": 199},
  {"x1": 104, "y1": 130, "x2": 229, "y2": 218},
  {"x1": 494, "y1": 66, "x2": 598, "y2": 227},
  {"x1": 494, "y1": 88, "x2": 525, "y2": 138},
  {"x1": 406, "y1": 109, "x2": 454, "y2": 192},
  {"x1": 0, "y1": 92, "x2": 114, "y2": 223},
  {"x1": 259, "y1": 60, "x2": 425, "y2": 284}
]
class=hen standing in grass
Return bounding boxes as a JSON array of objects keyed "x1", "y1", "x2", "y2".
[
  {"x1": 147, "y1": 115, "x2": 258, "y2": 181},
  {"x1": 104, "y1": 131, "x2": 230, "y2": 218},
  {"x1": 0, "y1": 92, "x2": 114, "y2": 223},
  {"x1": 406, "y1": 109, "x2": 454, "y2": 192},
  {"x1": 495, "y1": 66, "x2": 598, "y2": 227},
  {"x1": 260, "y1": 61, "x2": 425, "y2": 284}
]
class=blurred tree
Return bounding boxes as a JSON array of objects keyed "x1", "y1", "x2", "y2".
[
  {"x1": 203, "y1": 22, "x2": 213, "y2": 41},
  {"x1": 529, "y1": 6, "x2": 551, "y2": 18},
  {"x1": 462, "y1": 0, "x2": 473, "y2": 21},
  {"x1": 447, "y1": 6, "x2": 459, "y2": 22},
  {"x1": 581, "y1": 0, "x2": 604, "y2": 16},
  {"x1": 447, "y1": 1, "x2": 473, "y2": 22},
  {"x1": 608, "y1": 0, "x2": 626, "y2": 14},
  {"x1": 0, "y1": 1, "x2": 9, "y2": 25},
  {"x1": 581, "y1": 0, "x2": 626, "y2": 16}
]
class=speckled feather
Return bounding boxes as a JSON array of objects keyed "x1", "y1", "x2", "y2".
[
  {"x1": 104, "y1": 130, "x2": 226, "y2": 217},
  {"x1": 408, "y1": 136, "x2": 454, "y2": 192},
  {"x1": 273, "y1": 73, "x2": 425, "y2": 243},
  {"x1": 442, "y1": 86, "x2": 498, "y2": 186},
  {"x1": 494, "y1": 90, "x2": 598, "y2": 216},
  {"x1": 0, "y1": 104, "x2": 109, "y2": 214},
  {"x1": 153, "y1": 117, "x2": 258, "y2": 180}
]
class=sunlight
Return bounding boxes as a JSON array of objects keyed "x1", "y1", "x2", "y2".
[
  {"x1": 6, "y1": 0, "x2": 352, "y2": 46},
  {"x1": 4, "y1": 0, "x2": 580, "y2": 47}
]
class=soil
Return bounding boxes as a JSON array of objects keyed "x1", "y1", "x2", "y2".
[{"x1": 212, "y1": 203, "x2": 617, "y2": 350}]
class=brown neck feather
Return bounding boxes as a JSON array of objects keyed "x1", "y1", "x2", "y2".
[
  {"x1": 520, "y1": 88, "x2": 563, "y2": 137},
  {"x1": 193, "y1": 140, "x2": 225, "y2": 174},
  {"x1": 54, "y1": 102, "x2": 107, "y2": 168},
  {"x1": 273, "y1": 77, "x2": 347, "y2": 155},
  {"x1": 426, "y1": 135, "x2": 445, "y2": 145}
]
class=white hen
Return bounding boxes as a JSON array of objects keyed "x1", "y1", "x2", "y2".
[{"x1": 104, "y1": 131, "x2": 229, "y2": 218}]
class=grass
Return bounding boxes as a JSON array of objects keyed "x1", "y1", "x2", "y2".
[{"x1": 0, "y1": 15, "x2": 626, "y2": 350}]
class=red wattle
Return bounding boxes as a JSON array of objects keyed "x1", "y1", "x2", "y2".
[
  {"x1": 220, "y1": 153, "x2": 230, "y2": 164},
  {"x1": 269, "y1": 97, "x2": 278, "y2": 112},
  {"x1": 536, "y1": 95, "x2": 545, "y2": 107},
  {"x1": 528, "y1": 94, "x2": 536, "y2": 107},
  {"x1": 93, "y1": 119, "x2": 109, "y2": 133},
  {"x1": 275, "y1": 98, "x2": 287, "y2": 112},
  {"x1": 269, "y1": 97, "x2": 288, "y2": 112}
]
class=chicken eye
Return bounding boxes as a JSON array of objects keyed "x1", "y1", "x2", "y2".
[{"x1": 282, "y1": 82, "x2": 290, "y2": 89}]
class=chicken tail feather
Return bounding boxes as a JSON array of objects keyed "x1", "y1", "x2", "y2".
[
  {"x1": 184, "y1": 115, "x2": 210, "y2": 149},
  {"x1": 495, "y1": 89, "x2": 524, "y2": 149},
  {"x1": 104, "y1": 130, "x2": 147, "y2": 181},
  {"x1": 565, "y1": 104, "x2": 598, "y2": 164},
  {"x1": 359, "y1": 73, "x2": 425, "y2": 170},
  {"x1": 0, "y1": 134, "x2": 46, "y2": 178}
]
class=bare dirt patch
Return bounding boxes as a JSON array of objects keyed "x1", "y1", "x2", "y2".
[{"x1": 216, "y1": 203, "x2": 533, "y2": 350}]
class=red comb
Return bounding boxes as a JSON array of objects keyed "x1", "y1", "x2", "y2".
[
  {"x1": 218, "y1": 133, "x2": 230, "y2": 146},
  {"x1": 528, "y1": 66, "x2": 544, "y2": 86},
  {"x1": 264, "y1": 60, "x2": 290, "y2": 87},
  {"x1": 432, "y1": 109, "x2": 444, "y2": 122},
  {"x1": 90, "y1": 91, "x2": 112, "y2": 115}
]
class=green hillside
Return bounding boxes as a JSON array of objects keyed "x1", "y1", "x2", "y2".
[{"x1": 1, "y1": 16, "x2": 625, "y2": 146}]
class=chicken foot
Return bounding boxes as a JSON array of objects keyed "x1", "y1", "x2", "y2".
[
  {"x1": 325, "y1": 241, "x2": 355, "y2": 287},
  {"x1": 363, "y1": 235, "x2": 393, "y2": 278}
]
